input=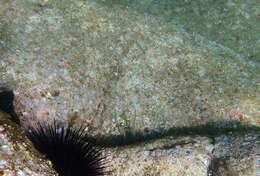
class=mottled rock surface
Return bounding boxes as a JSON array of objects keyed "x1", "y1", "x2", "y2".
[
  {"x1": 108, "y1": 134, "x2": 259, "y2": 176},
  {"x1": 97, "y1": 0, "x2": 260, "y2": 62},
  {"x1": 0, "y1": 0, "x2": 259, "y2": 135},
  {"x1": 0, "y1": 112, "x2": 57, "y2": 175},
  {"x1": 0, "y1": 0, "x2": 259, "y2": 175}
]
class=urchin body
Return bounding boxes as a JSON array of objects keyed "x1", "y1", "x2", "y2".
[
  {"x1": 0, "y1": 88, "x2": 109, "y2": 175},
  {"x1": 26, "y1": 122, "x2": 108, "y2": 176}
]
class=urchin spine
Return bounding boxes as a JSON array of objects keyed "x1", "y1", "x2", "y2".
[{"x1": 26, "y1": 122, "x2": 109, "y2": 176}]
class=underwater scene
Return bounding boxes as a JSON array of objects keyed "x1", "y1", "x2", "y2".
[{"x1": 0, "y1": 0, "x2": 259, "y2": 175}]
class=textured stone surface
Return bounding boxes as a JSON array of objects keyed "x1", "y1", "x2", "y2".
[
  {"x1": 0, "y1": 0, "x2": 259, "y2": 175},
  {"x1": 0, "y1": 0, "x2": 259, "y2": 135},
  {"x1": 108, "y1": 134, "x2": 259, "y2": 176},
  {"x1": 0, "y1": 112, "x2": 57, "y2": 175},
  {"x1": 96, "y1": 0, "x2": 260, "y2": 62}
]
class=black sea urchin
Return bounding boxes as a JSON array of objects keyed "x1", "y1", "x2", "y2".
[{"x1": 26, "y1": 122, "x2": 109, "y2": 176}]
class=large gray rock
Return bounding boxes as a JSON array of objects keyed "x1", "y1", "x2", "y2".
[
  {"x1": 0, "y1": 0, "x2": 259, "y2": 175},
  {"x1": 0, "y1": 0, "x2": 259, "y2": 135}
]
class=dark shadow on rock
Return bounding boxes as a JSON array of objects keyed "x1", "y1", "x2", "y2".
[
  {"x1": 1, "y1": 88, "x2": 259, "y2": 149},
  {"x1": 0, "y1": 87, "x2": 20, "y2": 124},
  {"x1": 85, "y1": 120, "x2": 260, "y2": 147}
]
